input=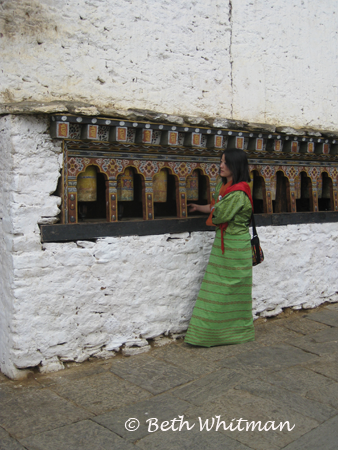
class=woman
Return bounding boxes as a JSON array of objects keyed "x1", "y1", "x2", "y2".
[{"x1": 185, "y1": 148, "x2": 254, "y2": 347}]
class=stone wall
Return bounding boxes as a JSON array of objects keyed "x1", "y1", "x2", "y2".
[
  {"x1": 1, "y1": 115, "x2": 338, "y2": 378},
  {"x1": 0, "y1": 116, "x2": 16, "y2": 379},
  {"x1": 1, "y1": 0, "x2": 338, "y2": 130}
]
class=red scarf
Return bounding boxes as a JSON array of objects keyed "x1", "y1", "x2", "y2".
[{"x1": 211, "y1": 182, "x2": 254, "y2": 254}]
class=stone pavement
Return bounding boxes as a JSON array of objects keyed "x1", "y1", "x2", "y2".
[{"x1": 1, "y1": 303, "x2": 338, "y2": 450}]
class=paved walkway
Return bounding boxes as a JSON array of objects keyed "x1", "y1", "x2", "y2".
[{"x1": 1, "y1": 303, "x2": 338, "y2": 450}]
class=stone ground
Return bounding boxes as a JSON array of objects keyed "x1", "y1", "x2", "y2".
[{"x1": 1, "y1": 304, "x2": 338, "y2": 450}]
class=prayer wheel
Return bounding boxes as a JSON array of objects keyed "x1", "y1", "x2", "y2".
[
  {"x1": 186, "y1": 171, "x2": 199, "y2": 201},
  {"x1": 153, "y1": 169, "x2": 168, "y2": 202},
  {"x1": 117, "y1": 168, "x2": 134, "y2": 201},
  {"x1": 77, "y1": 166, "x2": 97, "y2": 202}
]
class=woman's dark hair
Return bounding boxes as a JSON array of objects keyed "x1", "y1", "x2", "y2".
[{"x1": 220, "y1": 148, "x2": 251, "y2": 184}]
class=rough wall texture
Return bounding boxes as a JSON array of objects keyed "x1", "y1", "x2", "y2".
[
  {"x1": 1, "y1": 115, "x2": 338, "y2": 378},
  {"x1": 1, "y1": 0, "x2": 338, "y2": 129},
  {"x1": 0, "y1": 117, "x2": 16, "y2": 379},
  {"x1": 0, "y1": 115, "x2": 62, "y2": 378}
]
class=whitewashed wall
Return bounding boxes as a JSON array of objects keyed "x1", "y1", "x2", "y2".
[
  {"x1": 1, "y1": 115, "x2": 338, "y2": 379},
  {"x1": 1, "y1": 0, "x2": 338, "y2": 130}
]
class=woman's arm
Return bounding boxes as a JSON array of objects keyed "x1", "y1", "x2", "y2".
[{"x1": 188, "y1": 204, "x2": 211, "y2": 214}]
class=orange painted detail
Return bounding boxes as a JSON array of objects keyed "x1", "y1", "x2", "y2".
[
  {"x1": 169, "y1": 132, "x2": 178, "y2": 145},
  {"x1": 256, "y1": 139, "x2": 263, "y2": 150},
  {"x1": 58, "y1": 123, "x2": 69, "y2": 137},
  {"x1": 143, "y1": 129, "x2": 152, "y2": 143},
  {"x1": 192, "y1": 133, "x2": 201, "y2": 146},
  {"x1": 117, "y1": 127, "x2": 127, "y2": 141},
  {"x1": 275, "y1": 140, "x2": 281, "y2": 151},
  {"x1": 236, "y1": 137, "x2": 244, "y2": 149},
  {"x1": 88, "y1": 125, "x2": 98, "y2": 139},
  {"x1": 215, "y1": 136, "x2": 223, "y2": 148},
  {"x1": 291, "y1": 142, "x2": 298, "y2": 153}
]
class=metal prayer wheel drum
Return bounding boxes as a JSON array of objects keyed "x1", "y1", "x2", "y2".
[
  {"x1": 117, "y1": 168, "x2": 134, "y2": 201},
  {"x1": 77, "y1": 166, "x2": 97, "y2": 202},
  {"x1": 153, "y1": 169, "x2": 168, "y2": 202},
  {"x1": 186, "y1": 170, "x2": 199, "y2": 201}
]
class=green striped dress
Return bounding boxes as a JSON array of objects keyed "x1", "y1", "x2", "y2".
[{"x1": 185, "y1": 186, "x2": 254, "y2": 347}]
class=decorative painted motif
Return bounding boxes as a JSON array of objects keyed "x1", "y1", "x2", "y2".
[
  {"x1": 192, "y1": 133, "x2": 201, "y2": 146},
  {"x1": 98, "y1": 126, "x2": 110, "y2": 141},
  {"x1": 169, "y1": 131, "x2": 178, "y2": 145},
  {"x1": 88, "y1": 125, "x2": 98, "y2": 139},
  {"x1": 69, "y1": 123, "x2": 81, "y2": 139},
  {"x1": 291, "y1": 141, "x2": 299, "y2": 153},
  {"x1": 323, "y1": 143, "x2": 330, "y2": 154},
  {"x1": 100, "y1": 159, "x2": 124, "y2": 178},
  {"x1": 256, "y1": 138, "x2": 264, "y2": 151},
  {"x1": 308, "y1": 142, "x2": 315, "y2": 153},
  {"x1": 168, "y1": 162, "x2": 198, "y2": 178},
  {"x1": 138, "y1": 161, "x2": 160, "y2": 178},
  {"x1": 151, "y1": 130, "x2": 161, "y2": 145},
  {"x1": 57, "y1": 122, "x2": 69, "y2": 138},
  {"x1": 68, "y1": 158, "x2": 85, "y2": 176},
  {"x1": 214, "y1": 135, "x2": 223, "y2": 148},
  {"x1": 126, "y1": 128, "x2": 136, "y2": 143},
  {"x1": 236, "y1": 137, "x2": 244, "y2": 149},
  {"x1": 142, "y1": 129, "x2": 153, "y2": 144},
  {"x1": 274, "y1": 140, "x2": 282, "y2": 151}
]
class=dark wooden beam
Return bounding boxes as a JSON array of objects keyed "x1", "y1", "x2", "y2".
[{"x1": 40, "y1": 212, "x2": 338, "y2": 243}]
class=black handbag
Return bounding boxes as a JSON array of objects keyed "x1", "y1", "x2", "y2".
[{"x1": 251, "y1": 214, "x2": 264, "y2": 266}]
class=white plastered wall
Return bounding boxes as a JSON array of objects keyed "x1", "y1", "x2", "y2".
[
  {"x1": 0, "y1": 115, "x2": 338, "y2": 379},
  {"x1": 1, "y1": 0, "x2": 338, "y2": 130}
]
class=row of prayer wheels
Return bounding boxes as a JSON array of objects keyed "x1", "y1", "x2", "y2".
[
  {"x1": 77, "y1": 166, "x2": 333, "y2": 205},
  {"x1": 77, "y1": 166, "x2": 201, "y2": 203}
]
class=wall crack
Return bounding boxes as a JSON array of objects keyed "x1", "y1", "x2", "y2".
[{"x1": 228, "y1": 0, "x2": 233, "y2": 119}]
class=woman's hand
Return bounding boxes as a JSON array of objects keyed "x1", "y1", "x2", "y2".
[
  {"x1": 188, "y1": 203, "x2": 199, "y2": 213},
  {"x1": 188, "y1": 204, "x2": 211, "y2": 214}
]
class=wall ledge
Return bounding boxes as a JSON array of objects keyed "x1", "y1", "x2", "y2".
[{"x1": 40, "y1": 212, "x2": 338, "y2": 242}]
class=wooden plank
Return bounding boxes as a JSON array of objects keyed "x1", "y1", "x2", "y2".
[
  {"x1": 40, "y1": 218, "x2": 215, "y2": 242},
  {"x1": 40, "y1": 212, "x2": 338, "y2": 243},
  {"x1": 271, "y1": 211, "x2": 338, "y2": 226}
]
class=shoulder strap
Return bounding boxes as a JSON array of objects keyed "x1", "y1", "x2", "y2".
[{"x1": 251, "y1": 213, "x2": 258, "y2": 239}]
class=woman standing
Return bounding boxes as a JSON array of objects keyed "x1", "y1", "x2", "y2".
[{"x1": 185, "y1": 148, "x2": 255, "y2": 347}]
